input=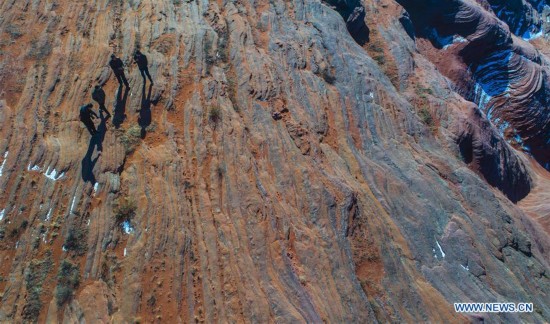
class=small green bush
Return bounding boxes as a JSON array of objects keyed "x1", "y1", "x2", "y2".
[
  {"x1": 203, "y1": 38, "x2": 215, "y2": 68},
  {"x1": 5, "y1": 24, "x2": 23, "y2": 39},
  {"x1": 27, "y1": 39, "x2": 52, "y2": 60},
  {"x1": 23, "y1": 255, "x2": 53, "y2": 321},
  {"x1": 418, "y1": 106, "x2": 435, "y2": 130},
  {"x1": 113, "y1": 197, "x2": 137, "y2": 224},
  {"x1": 55, "y1": 260, "x2": 80, "y2": 306},
  {"x1": 120, "y1": 125, "x2": 142, "y2": 154},
  {"x1": 209, "y1": 106, "x2": 221, "y2": 124},
  {"x1": 416, "y1": 86, "x2": 434, "y2": 99},
  {"x1": 63, "y1": 227, "x2": 88, "y2": 256},
  {"x1": 373, "y1": 55, "x2": 385, "y2": 66}
]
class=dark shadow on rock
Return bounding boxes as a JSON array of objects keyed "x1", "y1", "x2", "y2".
[
  {"x1": 322, "y1": 0, "x2": 359, "y2": 21},
  {"x1": 346, "y1": 6, "x2": 369, "y2": 45},
  {"x1": 456, "y1": 110, "x2": 532, "y2": 203},
  {"x1": 399, "y1": 11, "x2": 415, "y2": 40},
  {"x1": 81, "y1": 111, "x2": 108, "y2": 184},
  {"x1": 138, "y1": 83, "x2": 153, "y2": 139},
  {"x1": 95, "y1": 110, "x2": 107, "y2": 152},
  {"x1": 113, "y1": 85, "x2": 130, "y2": 129}
]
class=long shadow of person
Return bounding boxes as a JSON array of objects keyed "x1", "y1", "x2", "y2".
[
  {"x1": 81, "y1": 111, "x2": 108, "y2": 184},
  {"x1": 112, "y1": 84, "x2": 130, "y2": 129},
  {"x1": 134, "y1": 50, "x2": 153, "y2": 85},
  {"x1": 92, "y1": 85, "x2": 111, "y2": 118},
  {"x1": 138, "y1": 83, "x2": 153, "y2": 139},
  {"x1": 95, "y1": 110, "x2": 107, "y2": 152}
]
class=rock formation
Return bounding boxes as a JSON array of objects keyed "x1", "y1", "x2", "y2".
[{"x1": 0, "y1": 0, "x2": 549, "y2": 322}]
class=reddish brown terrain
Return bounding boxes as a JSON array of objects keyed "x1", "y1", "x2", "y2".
[{"x1": 0, "y1": 0, "x2": 549, "y2": 322}]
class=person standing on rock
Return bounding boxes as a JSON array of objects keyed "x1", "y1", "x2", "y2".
[
  {"x1": 80, "y1": 103, "x2": 99, "y2": 135},
  {"x1": 133, "y1": 50, "x2": 153, "y2": 84},
  {"x1": 109, "y1": 54, "x2": 129, "y2": 87},
  {"x1": 91, "y1": 85, "x2": 111, "y2": 118}
]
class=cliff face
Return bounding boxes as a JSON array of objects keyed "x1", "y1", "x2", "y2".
[{"x1": 0, "y1": 0, "x2": 549, "y2": 323}]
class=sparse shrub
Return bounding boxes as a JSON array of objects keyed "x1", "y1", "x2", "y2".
[
  {"x1": 20, "y1": 220, "x2": 28, "y2": 229},
  {"x1": 10, "y1": 227, "x2": 19, "y2": 237},
  {"x1": 63, "y1": 227, "x2": 87, "y2": 255},
  {"x1": 418, "y1": 106, "x2": 435, "y2": 131},
  {"x1": 113, "y1": 196, "x2": 137, "y2": 224},
  {"x1": 216, "y1": 166, "x2": 224, "y2": 178},
  {"x1": 321, "y1": 69, "x2": 336, "y2": 84},
  {"x1": 209, "y1": 106, "x2": 221, "y2": 124},
  {"x1": 5, "y1": 24, "x2": 23, "y2": 39},
  {"x1": 146, "y1": 122, "x2": 157, "y2": 133},
  {"x1": 32, "y1": 236, "x2": 40, "y2": 250},
  {"x1": 22, "y1": 255, "x2": 53, "y2": 321},
  {"x1": 226, "y1": 76, "x2": 238, "y2": 108},
  {"x1": 27, "y1": 39, "x2": 52, "y2": 60},
  {"x1": 216, "y1": 28, "x2": 229, "y2": 63},
  {"x1": 367, "y1": 41, "x2": 386, "y2": 66},
  {"x1": 120, "y1": 125, "x2": 142, "y2": 153},
  {"x1": 373, "y1": 54, "x2": 385, "y2": 65},
  {"x1": 416, "y1": 86, "x2": 434, "y2": 99},
  {"x1": 368, "y1": 43, "x2": 384, "y2": 54},
  {"x1": 203, "y1": 38, "x2": 215, "y2": 68},
  {"x1": 55, "y1": 259, "x2": 80, "y2": 306}
]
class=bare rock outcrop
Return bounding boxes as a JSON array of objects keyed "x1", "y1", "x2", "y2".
[{"x1": 0, "y1": 0, "x2": 549, "y2": 322}]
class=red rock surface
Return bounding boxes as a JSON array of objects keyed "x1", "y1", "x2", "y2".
[{"x1": 0, "y1": 0, "x2": 549, "y2": 322}]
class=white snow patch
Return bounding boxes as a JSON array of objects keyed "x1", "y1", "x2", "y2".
[
  {"x1": 93, "y1": 182, "x2": 99, "y2": 195},
  {"x1": 522, "y1": 28, "x2": 543, "y2": 41},
  {"x1": 44, "y1": 167, "x2": 65, "y2": 181},
  {"x1": 474, "y1": 84, "x2": 492, "y2": 112},
  {"x1": 0, "y1": 151, "x2": 8, "y2": 177},
  {"x1": 461, "y1": 264, "x2": 469, "y2": 271},
  {"x1": 472, "y1": 50, "x2": 513, "y2": 115},
  {"x1": 28, "y1": 164, "x2": 41, "y2": 172},
  {"x1": 429, "y1": 29, "x2": 468, "y2": 49},
  {"x1": 122, "y1": 220, "x2": 134, "y2": 234},
  {"x1": 0, "y1": 209, "x2": 4, "y2": 221},
  {"x1": 87, "y1": 219, "x2": 90, "y2": 226},
  {"x1": 436, "y1": 240, "x2": 446, "y2": 258},
  {"x1": 123, "y1": 248, "x2": 127, "y2": 256},
  {"x1": 45, "y1": 208, "x2": 53, "y2": 221},
  {"x1": 70, "y1": 196, "x2": 77, "y2": 213},
  {"x1": 62, "y1": 245, "x2": 67, "y2": 252},
  {"x1": 442, "y1": 35, "x2": 468, "y2": 49},
  {"x1": 496, "y1": 120, "x2": 511, "y2": 136}
]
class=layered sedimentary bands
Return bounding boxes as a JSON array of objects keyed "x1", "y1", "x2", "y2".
[{"x1": 0, "y1": 0, "x2": 549, "y2": 322}]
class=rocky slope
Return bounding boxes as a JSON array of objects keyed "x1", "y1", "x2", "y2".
[{"x1": 0, "y1": 0, "x2": 549, "y2": 322}]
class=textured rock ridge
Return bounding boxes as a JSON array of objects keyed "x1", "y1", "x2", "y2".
[
  {"x1": 398, "y1": 0, "x2": 550, "y2": 171},
  {"x1": 0, "y1": 0, "x2": 549, "y2": 323}
]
